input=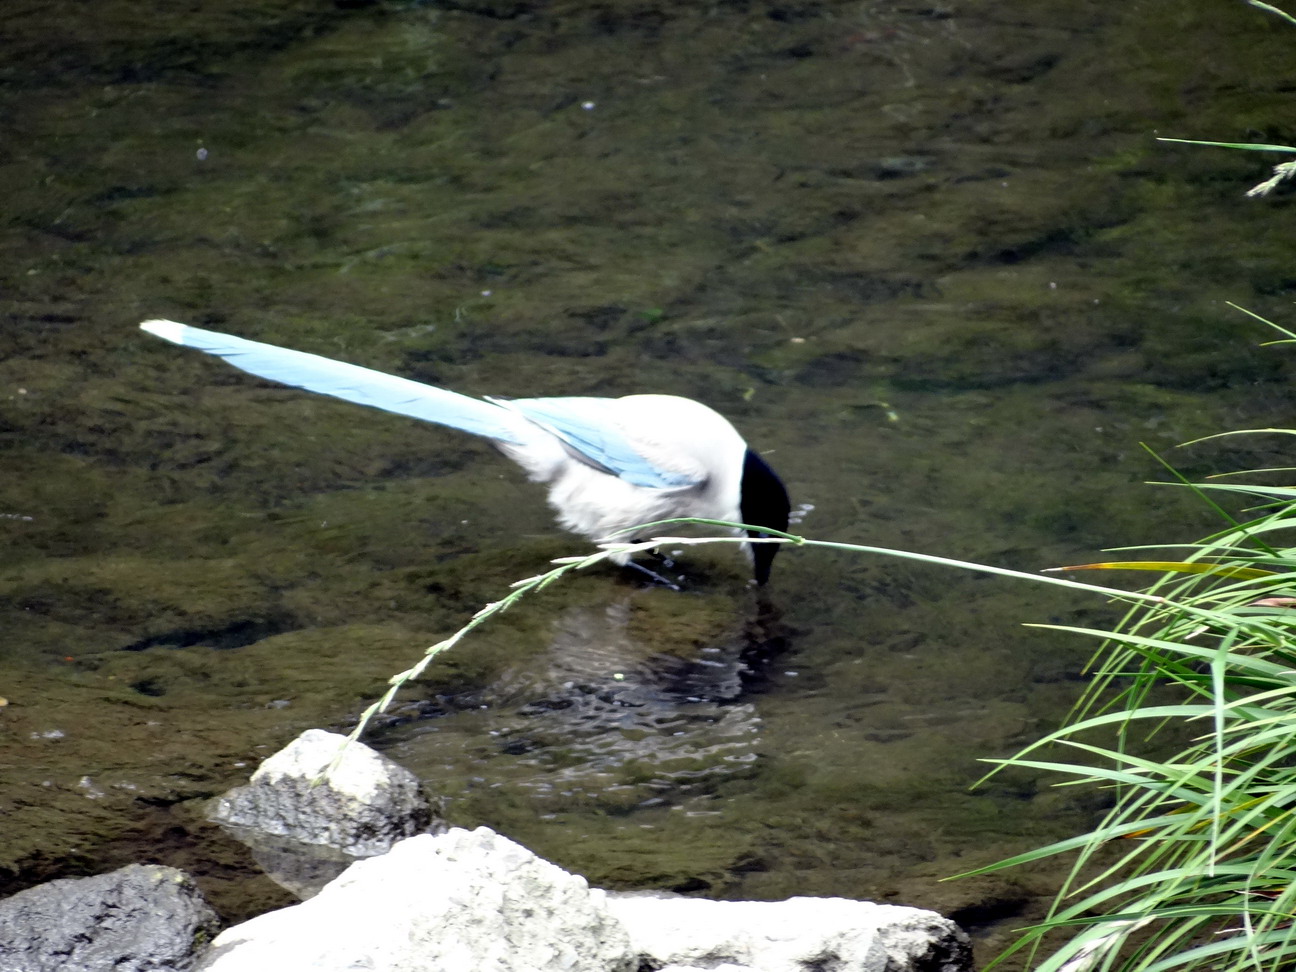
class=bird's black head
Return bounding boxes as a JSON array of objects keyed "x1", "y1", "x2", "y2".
[{"x1": 739, "y1": 448, "x2": 791, "y2": 585}]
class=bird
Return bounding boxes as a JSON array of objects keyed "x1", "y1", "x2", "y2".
[{"x1": 139, "y1": 320, "x2": 791, "y2": 584}]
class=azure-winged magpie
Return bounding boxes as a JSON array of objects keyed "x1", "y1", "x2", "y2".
[{"x1": 139, "y1": 320, "x2": 791, "y2": 584}]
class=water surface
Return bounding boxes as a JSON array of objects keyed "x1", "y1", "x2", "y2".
[{"x1": 2, "y1": 0, "x2": 1295, "y2": 963}]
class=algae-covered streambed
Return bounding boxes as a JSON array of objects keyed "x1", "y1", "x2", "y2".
[{"x1": 3, "y1": 0, "x2": 1296, "y2": 963}]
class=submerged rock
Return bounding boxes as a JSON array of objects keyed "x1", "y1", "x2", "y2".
[
  {"x1": 195, "y1": 827, "x2": 636, "y2": 972},
  {"x1": 0, "y1": 863, "x2": 219, "y2": 972}
]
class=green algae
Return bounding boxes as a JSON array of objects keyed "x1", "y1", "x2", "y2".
[{"x1": 3, "y1": 0, "x2": 1296, "y2": 967}]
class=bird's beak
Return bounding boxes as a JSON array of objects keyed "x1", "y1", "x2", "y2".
[{"x1": 750, "y1": 536, "x2": 778, "y2": 585}]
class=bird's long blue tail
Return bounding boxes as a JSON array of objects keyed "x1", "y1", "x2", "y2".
[{"x1": 139, "y1": 320, "x2": 526, "y2": 444}]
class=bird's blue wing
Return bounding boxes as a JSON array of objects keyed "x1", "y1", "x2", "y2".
[
  {"x1": 141, "y1": 321, "x2": 699, "y2": 490},
  {"x1": 139, "y1": 320, "x2": 526, "y2": 444},
  {"x1": 504, "y1": 397, "x2": 699, "y2": 489}
]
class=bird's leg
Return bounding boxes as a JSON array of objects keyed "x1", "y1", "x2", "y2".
[{"x1": 623, "y1": 557, "x2": 683, "y2": 591}]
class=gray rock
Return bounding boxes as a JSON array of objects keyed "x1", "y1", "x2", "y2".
[
  {"x1": 196, "y1": 827, "x2": 636, "y2": 972},
  {"x1": 208, "y1": 728, "x2": 438, "y2": 858},
  {"x1": 875, "y1": 908, "x2": 974, "y2": 972},
  {"x1": 605, "y1": 892, "x2": 972, "y2": 972},
  {"x1": 0, "y1": 863, "x2": 220, "y2": 972}
]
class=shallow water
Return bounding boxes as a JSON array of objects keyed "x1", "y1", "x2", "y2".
[{"x1": 3, "y1": 0, "x2": 1296, "y2": 963}]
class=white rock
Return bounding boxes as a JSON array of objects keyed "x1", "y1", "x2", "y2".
[
  {"x1": 208, "y1": 728, "x2": 436, "y2": 857},
  {"x1": 605, "y1": 892, "x2": 971, "y2": 972},
  {"x1": 196, "y1": 827, "x2": 636, "y2": 972},
  {"x1": 251, "y1": 727, "x2": 402, "y2": 802}
]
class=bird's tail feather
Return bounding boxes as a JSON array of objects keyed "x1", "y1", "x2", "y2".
[{"x1": 139, "y1": 320, "x2": 526, "y2": 444}]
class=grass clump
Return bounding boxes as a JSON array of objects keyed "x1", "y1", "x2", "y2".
[{"x1": 963, "y1": 318, "x2": 1296, "y2": 972}]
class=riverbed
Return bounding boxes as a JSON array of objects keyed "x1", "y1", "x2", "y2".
[{"x1": 2, "y1": 0, "x2": 1294, "y2": 965}]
